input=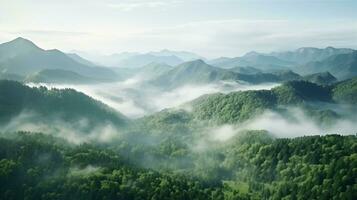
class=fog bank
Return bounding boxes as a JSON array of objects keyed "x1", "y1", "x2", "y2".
[{"x1": 27, "y1": 80, "x2": 279, "y2": 118}]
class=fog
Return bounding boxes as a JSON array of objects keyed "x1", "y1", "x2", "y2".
[
  {"x1": 27, "y1": 80, "x2": 279, "y2": 118},
  {"x1": 2, "y1": 111, "x2": 121, "y2": 144},
  {"x1": 207, "y1": 107, "x2": 357, "y2": 143},
  {"x1": 69, "y1": 165, "x2": 102, "y2": 176}
]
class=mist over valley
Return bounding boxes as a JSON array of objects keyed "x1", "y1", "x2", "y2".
[{"x1": 1, "y1": 1, "x2": 357, "y2": 198}]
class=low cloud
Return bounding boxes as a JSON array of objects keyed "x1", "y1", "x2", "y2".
[
  {"x1": 206, "y1": 107, "x2": 357, "y2": 144},
  {"x1": 69, "y1": 165, "x2": 102, "y2": 176},
  {"x1": 2, "y1": 111, "x2": 121, "y2": 144},
  {"x1": 27, "y1": 81, "x2": 278, "y2": 118}
]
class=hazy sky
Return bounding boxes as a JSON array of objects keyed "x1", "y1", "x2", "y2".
[{"x1": 1, "y1": 0, "x2": 357, "y2": 58}]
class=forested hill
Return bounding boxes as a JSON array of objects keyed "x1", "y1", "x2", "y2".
[
  {"x1": 188, "y1": 78, "x2": 357, "y2": 124},
  {"x1": 0, "y1": 80, "x2": 128, "y2": 129},
  {"x1": 0, "y1": 132, "x2": 355, "y2": 199}
]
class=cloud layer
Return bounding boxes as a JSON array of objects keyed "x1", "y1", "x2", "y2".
[{"x1": 27, "y1": 80, "x2": 278, "y2": 118}]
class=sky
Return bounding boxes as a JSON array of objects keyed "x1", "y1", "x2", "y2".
[{"x1": 0, "y1": 0, "x2": 357, "y2": 58}]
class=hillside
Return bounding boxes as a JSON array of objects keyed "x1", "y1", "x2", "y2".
[
  {"x1": 115, "y1": 54, "x2": 183, "y2": 68},
  {"x1": 270, "y1": 47, "x2": 354, "y2": 64},
  {"x1": 148, "y1": 49, "x2": 205, "y2": 61},
  {"x1": 332, "y1": 77, "x2": 357, "y2": 104},
  {"x1": 209, "y1": 52, "x2": 293, "y2": 70},
  {"x1": 134, "y1": 62, "x2": 173, "y2": 80},
  {"x1": 303, "y1": 72, "x2": 337, "y2": 85},
  {"x1": 296, "y1": 51, "x2": 357, "y2": 80},
  {"x1": 0, "y1": 80, "x2": 127, "y2": 129},
  {"x1": 0, "y1": 132, "x2": 354, "y2": 199},
  {"x1": 151, "y1": 60, "x2": 302, "y2": 89},
  {"x1": 25, "y1": 69, "x2": 98, "y2": 84},
  {"x1": 149, "y1": 78, "x2": 357, "y2": 125},
  {"x1": 151, "y1": 59, "x2": 239, "y2": 88},
  {"x1": 66, "y1": 53, "x2": 95, "y2": 66}
]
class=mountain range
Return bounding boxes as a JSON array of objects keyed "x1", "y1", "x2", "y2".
[
  {"x1": 149, "y1": 59, "x2": 337, "y2": 89},
  {"x1": 0, "y1": 37, "x2": 119, "y2": 83},
  {"x1": 0, "y1": 42, "x2": 356, "y2": 199},
  {"x1": 209, "y1": 51, "x2": 294, "y2": 70},
  {"x1": 270, "y1": 47, "x2": 354, "y2": 64},
  {"x1": 73, "y1": 49, "x2": 204, "y2": 68},
  {"x1": 209, "y1": 47, "x2": 357, "y2": 81},
  {"x1": 0, "y1": 37, "x2": 356, "y2": 85}
]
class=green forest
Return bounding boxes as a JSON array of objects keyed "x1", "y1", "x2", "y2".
[
  {"x1": 0, "y1": 78, "x2": 357, "y2": 199},
  {"x1": 0, "y1": 132, "x2": 355, "y2": 200},
  {"x1": 0, "y1": 36, "x2": 357, "y2": 199}
]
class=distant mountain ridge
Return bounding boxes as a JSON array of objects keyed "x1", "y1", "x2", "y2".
[
  {"x1": 0, "y1": 37, "x2": 119, "y2": 82},
  {"x1": 72, "y1": 49, "x2": 205, "y2": 68},
  {"x1": 151, "y1": 60, "x2": 305, "y2": 89},
  {"x1": 296, "y1": 51, "x2": 357, "y2": 80},
  {"x1": 148, "y1": 49, "x2": 205, "y2": 61},
  {"x1": 209, "y1": 47, "x2": 356, "y2": 81},
  {"x1": 25, "y1": 69, "x2": 98, "y2": 84},
  {"x1": 270, "y1": 47, "x2": 354, "y2": 64},
  {"x1": 209, "y1": 52, "x2": 293, "y2": 70}
]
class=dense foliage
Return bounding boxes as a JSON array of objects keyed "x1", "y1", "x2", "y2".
[
  {"x1": 0, "y1": 78, "x2": 356, "y2": 199},
  {"x1": 0, "y1": 80, "x2": 127, "y2": 127},
  {"x1": 186, "y1": 78, "x2": 357, "y2": 125},
  {"x1": 0, "y1": 132, "x2": 356, "y2": 200}
]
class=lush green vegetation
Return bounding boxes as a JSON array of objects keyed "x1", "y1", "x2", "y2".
[
  {"x1": 302, "y1": 72, "x2": 337, "y2": 85},
  {"x1": 0, "y1": 132, "x2": 355, "y2": 200},
  {"x1": 0, "y1": 78, "x2": 356, "y2": 199},
  {"x1": 332, "y1": 78, "x2": 357, "y2": 104},
  {"x1": 25, "y1": 69, "x2": 98, "y2": 84},
  {"x1": 188, "y1": 80, "x2": 342, "y2": 125},
  {"x1": 0, "y1": 80, "x2": 127, "y2": 128}
]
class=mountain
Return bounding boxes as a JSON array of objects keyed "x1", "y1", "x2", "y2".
[
  {"x1": 72, "y1": 51, "x2": 141, "y2": 67},
  {"x1": 151, "y1": 59, "x2": 240, "y2": 88},
  {"x1": 152, "y1": 60, "x2": 304, "y2": 89},
  {"x1": 66, "y1": 53, "x2": 95, "y2": 66},
  {"x1": 332, "y1": 77, "x2": 357, "y2": 104},
  {"x1": 134, "y1": 62, "x2": 173, "y2": 80},
  {"x1": 296, "y1": 51, "x2": 357, "y2": 80},
  {"x1": 228, "y1": 66, "x2": 262, "y2": 74},
  {"x1": 25, "y1": 69, "x2": 98, "y2": 84},
  {"x1": 270, "y1": 47, "x2": 354, "y2": 64},
  {"x1": 0, "y1": 37, "x2": 42, "y2": 62},
  {"x1": 0, "y1": 37, "x2": 118, "y2": 81},
  {"x1": 209, "y1": 51, "x2": 293, "y2": 70},
  {"x1": 302, "y1": 72, "x2": 337, "y2": 85},
  {"x1": 0, "y1": 80, "x2": 127, "y2": 129},
  {"x1": 148, "y1": 49, "x2": 205, "y2": 61},
  {"x1": 183, "y1": 79, "x2": 357, "y2": 124},
  {"x1": 73, "y1": 50, "x2": 203, "y2": 67},
  {"x1": 115, "y1": 54, "x2": 183, "y2": 68},
  {"x1": 230, "y1": 70, "x2": 301, "y2": 84}
]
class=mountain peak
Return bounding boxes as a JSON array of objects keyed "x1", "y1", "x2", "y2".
[
  {"x1": 325, "y1": 46, "x2": 335, "y2": 49},
  {"x1": 10, "y1": 37, "x2": 36, "y2": 45},
  {"x1": 4, "y1": 37, "x2": 41, "y2": 50},
  {"x1": 244, "y1": 51, "x2": 260, "y2": 57},
  {"x1": 183, "y1": 59, "x2": 207, "y2": 66}
]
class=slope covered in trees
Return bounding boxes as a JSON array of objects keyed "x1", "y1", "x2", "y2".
[
  {"x1": 0, "y1": 80, "x2": 127, "y2": 129},
  {"x1": 25, "y1": 69, "x2": 98, "y2": 84},
  {"x1": 0, "y1": 132, "x2": 355, "y2": 200},
  {"x1": 188, "y1": 79, "x2": 353, "y2": 124}
]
